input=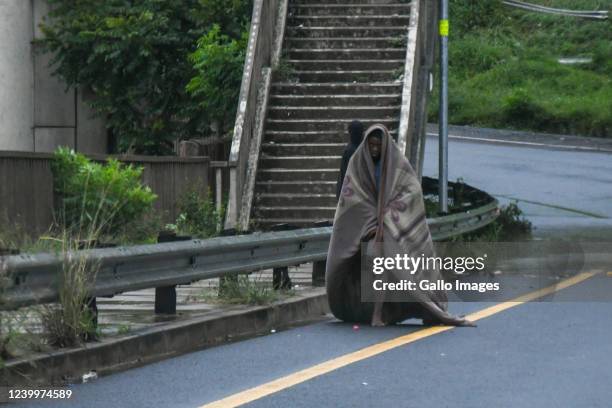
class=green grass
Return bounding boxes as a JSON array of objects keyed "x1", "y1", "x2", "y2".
[
  {"x1": 190, "y1": 273, "x2": 294, "y2": 306},
  {"x1": 429, "y1": 0, "x2": 611, "y2": 137}
]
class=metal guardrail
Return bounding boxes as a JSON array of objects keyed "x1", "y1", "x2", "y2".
[
  {"x1": 1, "y1": 194, "x2": 498, "y2": 312},
  {"x1": 502, "y1": 0, "x2": 609, "y2": 19},
  {"x1": 0, "y1": 228, "x2": 330, "y2": 311}
]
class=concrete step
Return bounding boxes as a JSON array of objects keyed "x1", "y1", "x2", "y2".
[
  {"x1": 264, "y1": 130, "x2": 397, "y2": 144},
  {"x1": 282, "y1": 59, "x2": 404, "y2": 71},
  {"x1": 287, "y1": 26, "x2": 408, "y2": 38},
  {"x1": 253, "y1": 3, "x2": 413, "y2": 227},
  {"x1": 260, "y1": 155, "x2": 341, "y2": 169},
  {"x1": 289, "y1": 15, "x2": 410, "y2": 27},
  {"x1": 266, "y1": 118, "x2": 398, "y2": 132},
  {"x1": 257, "y1": 168, "x2": 339, "y2": 182},
  {"x1": 287, "y1": 48, "x2": 406, "y2": 60},
  {"x1": 271, "y1": 82, "x2": 402, "y2": 95},
  {"x1": 289, "y1": 4, "x2": 411, "y2": 17},
  {"x1": 265, "y1": 130, "x2": 346, "y2": 144},
  {"x1": 263, "y1": 142, "x2": 345, "y2": 155},
  {"x1": 255, "y1": 181, "x2": 337, "y2": 195},
  {"x1": 252, "y1": 218, "x2": 332, "y2": 229},
  {"x1": 253, "y1": 206, "x2": 336, "y2": 220},
  {"x1": 291, "y1": 70, "x2": 399, "y2": 82},
  {"x1": 285, "y1": 37, "x2": 405, "y2": 49},
  {"x1": 255, "y1": 193, "x2": 337, "y2": 207},
  {"x1": 267, "y1": 106, "x2": 401, "y2": 120},
  {"x1": 269, "y1": 94, "x2": 401, "y2": 107}
]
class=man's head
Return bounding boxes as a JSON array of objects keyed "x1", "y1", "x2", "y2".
[
  {"x1": 348, "y1": 120, "x2": 364, "y2": 146},
  {"x1": 367, "y1": 129, "x2": 383, "y2": 161}
]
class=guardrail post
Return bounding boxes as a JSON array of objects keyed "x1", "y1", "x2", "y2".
[
  {"x1": 273, "y1": 267, "x2": 291, "y2": 290},
  {"x1": 155, "y1": 231, "x2": 190, "y2": 314},
  {"x1": 84, "y1": 297, "x2": 98, "y2": 341},
  {"x1": 155, "y1": 286, "x2": 177, "y2": 315},
  {"x1": 312, "y1": 261, "x2": 326, "y2": 286}
]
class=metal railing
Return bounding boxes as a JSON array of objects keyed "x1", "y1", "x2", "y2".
[
  {"x1": 225, "y1": 0, "x2": 288, "y2": 230},
  {"x1": 0, "y1": 228, "x2": 330, "y2": 311},
  {"x1": 0, "y1": 190, "x2": 498, "y2": 313},
  {"x1": 502, "y1": 0, "x2": 609, "y2": 19}
]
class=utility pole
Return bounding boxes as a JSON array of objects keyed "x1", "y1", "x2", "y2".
[{"x1": 439, "y1": 0, "x2": 449, "y2": 214}]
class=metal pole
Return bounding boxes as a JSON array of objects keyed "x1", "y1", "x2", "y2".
[{"x1": 438, "y1": 0, "x2": 449, "y2": 213}]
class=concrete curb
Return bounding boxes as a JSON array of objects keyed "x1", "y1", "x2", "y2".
[{"x1": 1, "y1": 289, "x2": 329, "y2": 387}]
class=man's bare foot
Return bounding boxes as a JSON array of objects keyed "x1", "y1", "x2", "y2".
[
  {"x1": 371, "y1": 317, "x2": 386, "y2": 327},
  {"x1": 459, "y1": 319, "x2": 477, "y2": 327}
]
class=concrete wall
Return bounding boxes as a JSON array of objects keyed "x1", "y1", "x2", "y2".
[
  {"x1": 0, "y1": 0, "x2": 34, "y2": 151},
  {"x1": 0, "y1": 0, "x2": 107, "y2": 154}
]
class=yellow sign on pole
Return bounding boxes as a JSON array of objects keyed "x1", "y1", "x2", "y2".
[{"x1": 439, "y1": 19, "x2": 449, "y2": 36}]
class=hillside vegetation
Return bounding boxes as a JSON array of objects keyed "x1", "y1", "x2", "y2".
[{"x1": 428, "y1": 0, "x2": 611, "y2": 137}]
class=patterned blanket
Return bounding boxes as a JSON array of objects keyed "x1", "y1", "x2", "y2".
[{"x1": 325, "y1": 124, "x2": 471, "y2": 326}]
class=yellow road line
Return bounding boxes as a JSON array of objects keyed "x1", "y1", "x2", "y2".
[{"x1": 200, "y1": 271, "x2": 597, "y2": 408}]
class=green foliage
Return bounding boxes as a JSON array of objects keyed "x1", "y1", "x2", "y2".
[
  {"x1": 197, "y1": 0, "x2": 253, "y2": 39},
  {"x1": 174, "y1": 187, "x2": 224, "y2": 238},
  {"x1": 194, "y1": 274, "x2": 285, "y2": 306},
  {"x1": 115, "y1": 211, "x2": 165, "y2": 245},
  {"x1": 40, "y1": 232, "x2": 103, "y2": 347},
  {"x1": 450, "y1": 0, "x2": 505, "y2": 33},
  {"x1": 187, "y1": 25, "x2": 248, "y2": 135},
  {"x1": 274, "y1": 58, "x2": 298, "y2": 82},
  {"x1": 450, "y1": 202, "x2": 533, "y2": 242},
  {"x1": 51, "y1": 147, "x2": 157, "y2": 237},
  {"x1": 217, "y1": 275, "x2": 280, "y2": 305},
  {"x1": 41, "y1": 0, "x2": 251, "y2": 154},
  {"x1": 430, "y1": 0, "x2": 611, "y2": 137}
]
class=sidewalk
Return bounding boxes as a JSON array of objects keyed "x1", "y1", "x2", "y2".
[
  {"x1": 1, "y1": 264, "x2": 329, "y2": 386},
  {"x1": 96, "y1": 264, "x2": 317, "y2": 335}
]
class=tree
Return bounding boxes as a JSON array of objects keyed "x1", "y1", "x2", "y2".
[{"x1": 41, "y1": 0, "x2": 251, "y2": 154}]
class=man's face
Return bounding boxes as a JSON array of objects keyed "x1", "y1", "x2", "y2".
[{"x1": 368, "y1": 136, "x2": 382, "y2": 161}]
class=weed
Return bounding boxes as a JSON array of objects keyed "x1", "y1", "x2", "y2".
[
  {"x1": 174, "y1": 187, "x2": 224, "y2": 238},
  {"x1": 117, "y1": 324, "x2": 131, "y2": 335},
  {"x1": 274, "y1": 58, "x2": 298, "y2": 82},
  {"x1": 39, "y1": 233, "x2": 100, "y2": 348},
  {"x1": 194, "y1": 273, "x2": 292, "y2": 306},
  {"x1": 449, "y1": 202, "x2": 532, "y2": 242}
]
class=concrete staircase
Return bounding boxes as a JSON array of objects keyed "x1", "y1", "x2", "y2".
[{"x1": 252, "y1": 0, "x2": 412, "y2": 229}]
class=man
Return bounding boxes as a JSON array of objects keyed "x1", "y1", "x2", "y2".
[
  {"x1": 327, "y1": 124, "x2": 474, "y2": 327},
  {"x1": 336, "y1": 120, "x2": 364, "y2": 200}
]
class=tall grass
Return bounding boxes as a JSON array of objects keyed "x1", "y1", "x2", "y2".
[{"x1": 38, "y1": 170, "x2": 133, "y2": 347}]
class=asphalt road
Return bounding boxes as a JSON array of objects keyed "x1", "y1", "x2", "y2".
[
  {"x1": 11, "y1": 272, "x2": 612, "y2": 408},
  {"x1": 11, "y1": 132, "x2": 612, "y2": 408},
  {"x1": 422, "y1": 133, "x2": 612, "y2": 239}
]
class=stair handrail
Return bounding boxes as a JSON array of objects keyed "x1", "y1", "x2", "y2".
[
  {"x1": 397, "y1": 0, "x2": 438, "y2": 178},
  {"x1": 225, "y1": 0, "x2": 288, "y2": 231}
]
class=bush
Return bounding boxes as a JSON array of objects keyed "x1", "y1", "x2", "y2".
[
  {"x1": 173, "y1": 188, "x2": 224, "y2": 238},
  {"x1": 51, "y1": 147, "x2": 157, "y2": 237},
  {"x1": 41, "y1": 0, "x2": 252, "y2": 154},
  {"x1": 450, "y1": 202, "x2": 532, "y2": 242}
]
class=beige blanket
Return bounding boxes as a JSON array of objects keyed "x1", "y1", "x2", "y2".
[{"x1": 325, "y1": 125, "x2": 471, "y2": 326}]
